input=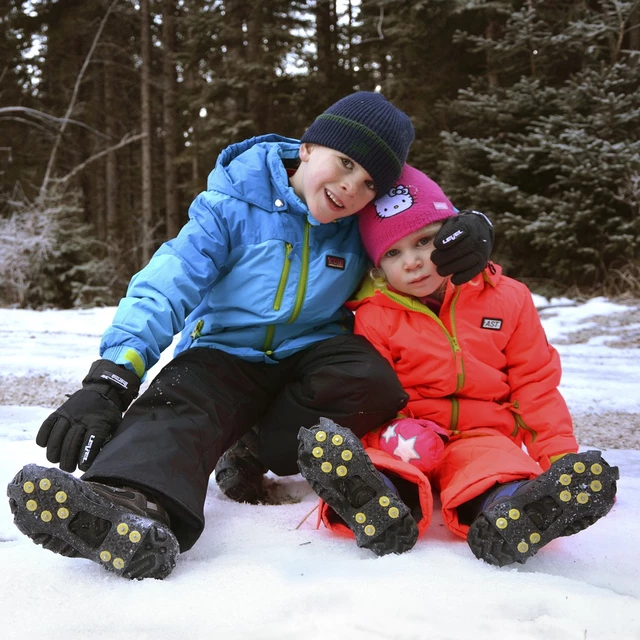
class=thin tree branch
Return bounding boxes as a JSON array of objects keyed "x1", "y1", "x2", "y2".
[
  {"x1": 0, "y1": 106, "x2": 110, "y2": 138},
  {"x1": 40, "y1": 0, "x2": 120, "y2": 199},
  {"x1": 0, "y1": 116, "x2": 54, "y2": 136},
  {"x1": 56, "y1": 132, "x2": 147, "y2": 184}
]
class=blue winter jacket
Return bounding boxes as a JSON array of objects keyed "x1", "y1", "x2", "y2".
[{"x1": 100, "y1": 134, "x2": 369, "y2": 377}]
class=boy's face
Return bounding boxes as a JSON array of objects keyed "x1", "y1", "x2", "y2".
[
  {"x1": 290, "y1": 143, "x2": 377, "y2": 224},
  {"x1": 379, "y1": 223, "x2": 449, "y2": 298}
]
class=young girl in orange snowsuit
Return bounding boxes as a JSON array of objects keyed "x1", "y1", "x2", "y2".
[{"x1": 297, "y1": 164, "x2": 618, "y2": 566}]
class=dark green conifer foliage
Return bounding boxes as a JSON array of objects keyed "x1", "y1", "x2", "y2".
[{"x1": 438, "y1": 0, "x2": 640, "y2": 292}]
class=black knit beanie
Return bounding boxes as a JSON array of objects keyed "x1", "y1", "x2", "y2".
[{"x1": 300, "y1": 91, "x2": 415, "y2": 195}]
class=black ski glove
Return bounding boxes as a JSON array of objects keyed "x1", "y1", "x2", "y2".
[
  {"x1": 431, "y1": 210, "x2": 495, "y2": 285},
  {"x1": 36, "y1": 359, "x2": 140, "y2": 472}
]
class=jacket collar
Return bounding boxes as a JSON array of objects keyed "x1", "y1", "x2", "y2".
[{"x1": 347, "y1": 263, "x2": 502, "y2": 311}]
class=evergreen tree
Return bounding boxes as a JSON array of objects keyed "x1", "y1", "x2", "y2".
[
  {"x1": 439, "y1": 0, "x2": 640, "y2": 293},
  {"x1": 352, "y1": 0, "x2": 482, "y2": 175}
]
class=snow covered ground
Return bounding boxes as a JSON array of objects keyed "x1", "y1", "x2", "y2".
[{"x1": 1, "y1": 298, "x2": 639, "y2": 640}]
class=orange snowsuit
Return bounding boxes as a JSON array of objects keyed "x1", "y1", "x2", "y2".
[{"x1": 321, "y1": 264, "x2": 578, "y2": 540}]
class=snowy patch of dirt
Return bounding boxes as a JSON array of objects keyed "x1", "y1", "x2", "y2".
[
  {"x1": 2, "y1": 375, "x2": 638, "y2": 452},
  {"x1": 549, "y1": 299, "x2": 640, "y2": 348},
  {"x1": 571, "y1": 411, "x2": 640, "y2": 451}
]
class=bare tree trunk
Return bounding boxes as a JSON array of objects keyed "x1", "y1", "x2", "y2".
[
  {"x1": 486, "y1": 20, "x2": 499, "y2": 87},
  {"x1": 316, "y1": 0, "x2": 337, "y2": 86},
  {"x1": 630, "y1": 4, "x2": 640, "y2": 52},
  {"x1": 39, "y1": 0, "x2": 119, "y2": 200},
  {"x1": 140, "y1": 0, "x2": 153, "y2": 265},
  {"x1": 162, "y1": 0, "x2": 180, "y2": 240},
  {"x1": 104, "y1": 57, "x2": 118, "y2": 251},
  {"x1": 184, "y1": 10, "x2": 200, "y2": 194}
]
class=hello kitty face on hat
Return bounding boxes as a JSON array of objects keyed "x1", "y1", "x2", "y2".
[{"x1": 374, "y1": 185, "x2": 413, "y2": 218}]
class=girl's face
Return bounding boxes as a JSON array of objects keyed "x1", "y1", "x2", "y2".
[
  {"x1": 290, "y1": 143, "x2": 377, "y2": 224},
  {"x1": 379, "y1": 222, "x2": 449, "y2": 298}
]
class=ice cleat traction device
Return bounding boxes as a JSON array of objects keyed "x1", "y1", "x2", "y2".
[
  {"x1": 297, "y1": 417, "x2": 419, "y2": 556},
  {"x1": 7, "y1": 464, "x2": 179, "y2": 580},
  {"x1": 467, "y1": 450, "x2": 619, "y2": 567}
]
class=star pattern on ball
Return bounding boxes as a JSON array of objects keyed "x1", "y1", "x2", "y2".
[
  {"x1": 381, "y1": 422, "x2": 398, "y2": 443},
  {"x1": 393, "y1": 434, "x2": 421, "y2": 463}
]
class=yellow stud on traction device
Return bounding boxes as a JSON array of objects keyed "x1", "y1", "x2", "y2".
[{"x1": 559, "y1": 474, "x2": 572, "y2": 486}]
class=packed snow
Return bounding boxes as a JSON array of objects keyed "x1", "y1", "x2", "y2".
[{"x1": 1, "y1": 297, "x2": 639, "y2": 640}]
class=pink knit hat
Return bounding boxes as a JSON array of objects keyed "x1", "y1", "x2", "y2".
[{"x1": 358, "y1": 164, "x2": 456, "y2": 266}]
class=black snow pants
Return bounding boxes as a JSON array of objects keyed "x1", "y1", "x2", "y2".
[{"x1": 82, "y1": 334, "x2": 408, "y2": 551}]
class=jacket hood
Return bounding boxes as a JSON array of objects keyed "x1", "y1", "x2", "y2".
[
  {"x1": 346, "y1": 263, "x2": 502, "y2": 311},
  {"x1": 207, "y1": 134, "x2": 311, "y2": 219}
]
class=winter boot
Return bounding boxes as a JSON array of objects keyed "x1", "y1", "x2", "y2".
[
  {"x1": 466, "y1": 451, "x2": 619, "y2": 567},
  {"x1": 297, "y1": 417, "x2": 419, "y2": 556},
  {"x1": 7, "y1": 464, "x2": 179, "y2": 580},
  {"x1": 215, "y1": 426, "x2": 268, "y2": 504}
]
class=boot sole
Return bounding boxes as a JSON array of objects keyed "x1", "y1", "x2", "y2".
[
  {"x1": 467, "y1": 451, "x2": 619, "y2": 567},
  {"x1": 297, "y1": 418, "x2": 418, "y2": 556},
  {"x1": 7, "y1": 464, "x2": 179, "y2": 580}
]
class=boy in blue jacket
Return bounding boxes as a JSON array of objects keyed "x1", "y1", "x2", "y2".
[{"x1": 7, "y1": 92, "x2": 493, "y2": 580}]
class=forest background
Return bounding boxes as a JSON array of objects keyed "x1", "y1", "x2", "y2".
[{"x1": 1, "y1": 0, "x2": 639, "y2": 309}]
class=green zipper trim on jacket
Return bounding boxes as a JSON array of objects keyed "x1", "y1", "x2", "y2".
[
  {"x1": 274, "y1": 242, "x2": 293, "y2": 311},
  {"x1": 449, "y1": 396, "x2": 460, "y2": 434},
  {"x1": 286, "y1": 222, "x2": 310, "y2": 324},
  {"x1": 509, "y1": 400, "x2": 538, "y2": 442},
  {"x1": 263, "y1": 224, "x2": 310, "y2": 354},
  {"x1": 383, "y1": 286, "x2": 464, "y2": 430},
  {"x1": 263, "y1": 242, "x2": 293, "y2": 353},
  {"x1": 190, "y1": 319, "x2": 205, "y2": 340}
]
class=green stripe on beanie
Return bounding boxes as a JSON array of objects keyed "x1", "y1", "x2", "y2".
[
  {"x1": 300, "y1": 92, "x2": 414, "y2": 195},
  {"x1": 314, "y1": 114, "x2": 404, "y2": 172}
]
